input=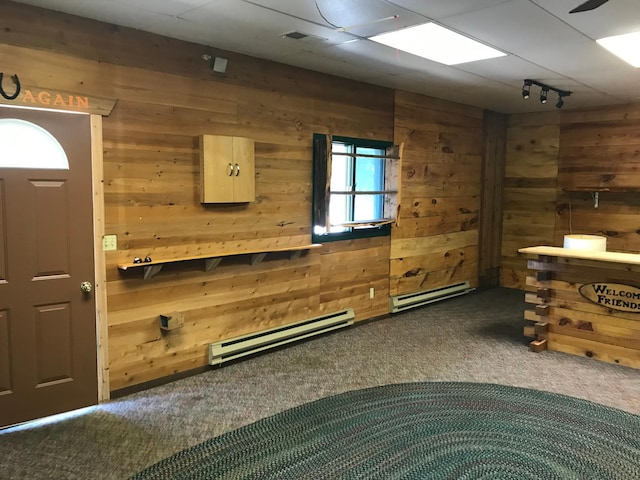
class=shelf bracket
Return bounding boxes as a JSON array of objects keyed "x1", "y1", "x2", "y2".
[
  {"x1": 143, "y1": 264, "x2": 163, "y2": 280},
  {"x1": 289, "y1": 249, "x2": 304, "y2": 260},
  {"x1": 250, "y1": 252, "x2": 268, "y2": 266},
  {"x1": 205, "y1": 257, "x2": 223, "y2": 272}
]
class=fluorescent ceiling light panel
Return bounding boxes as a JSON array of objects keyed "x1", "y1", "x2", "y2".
[
  {"x1": 370, "y1": 23, "x2": 506, "y2": 65},
  {"x1": 597, "y1": 31, "x2": 640, "y2": 68}
]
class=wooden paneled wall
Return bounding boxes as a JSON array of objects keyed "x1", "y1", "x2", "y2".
[
  {"x1": 502, "y1": 104, "x2": 640, "y2": 289},
  {"x1": 320, "y1": 238, "x2": 391, "y2": 321},
  {"x1": 391, "y1": 91, "x2": 484, "y2": 295},
  {"x1": 478, "y1": 111, "x2": 507, "y2": 288},
  {"x1": 2, "y1": 1, "x2": 506, "y2": 392},
  {"x1": 501, "y1": 113, "x2": 560, "y2": 289},
  {"x1": 101, "y1": 53, "x2": 395, "y2": 389},
  {"x1": 555, "y1": 105, "x2": 640, "y2": 252},
  {"x1": 1, "y1": 2, "x2": 395, "y2": 391}
]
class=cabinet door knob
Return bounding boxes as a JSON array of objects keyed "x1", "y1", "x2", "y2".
[
  {"x1": 235, "y1": 163, "x2": 240, "y2": 176},
  {"x1": 228, "y1": 163, "x2": 234, "y2": 176}
]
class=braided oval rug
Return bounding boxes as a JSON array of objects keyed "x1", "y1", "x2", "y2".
[{"x1": 131, "y1": 382, "x2": 640, "y2": 480}]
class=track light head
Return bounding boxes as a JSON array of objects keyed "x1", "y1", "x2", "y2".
[
  {"x1": 522, "y1": 81, "x2": 531, "y2": 100},
  {"x1": 540, "y1": 87, "x2": 549, "y2": 104},
  {"x1": 556, "y1": 95, "x2": 565, "y2": 109}
]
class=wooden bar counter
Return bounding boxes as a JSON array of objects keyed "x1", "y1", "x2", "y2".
[{"x1": 518, "y1": 246, "x2": 640, "y2": 369}]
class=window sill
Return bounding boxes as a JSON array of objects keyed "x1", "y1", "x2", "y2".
[{"x1": 312, "y1": 224, "x2": 391, "y2": 244}]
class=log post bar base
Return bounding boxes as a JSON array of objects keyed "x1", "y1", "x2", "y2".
[{"x1": 518, "y1": 246, "x2": 640, "y2": 369}]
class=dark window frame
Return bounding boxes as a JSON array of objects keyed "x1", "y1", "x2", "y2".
[{"x1": 312, "y1": 133, "x2": 396, "y2": 243}]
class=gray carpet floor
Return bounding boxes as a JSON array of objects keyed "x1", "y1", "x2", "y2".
[{"x1": 1, "y1": 287, "x2": 639, "y2": 479}]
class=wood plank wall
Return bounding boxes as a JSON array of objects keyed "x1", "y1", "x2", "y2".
[
  {"x1": 2, "y1": 2, "x2": 502, "y2": 392},
  {"x1": 501, "y1": 113, "x2": 560, "y2": 289},
  {"x1": 1, "y1": 2, "x2": 394, "y2": 391},
  {"x1": 101, "y1": 49, "x2": 396, "y2": 389},
  {"x1": 391, "y1": 91, "x2": 484, "y2": 295},
  {"x1": 320, "y1": 238, "x2": 391, "y2": 321},
  {"x1": 502, "y1": 104, "x2": 640, "y2": 289},
  {"x1": 555, "y1": 105, "x2": 640, "y2": 252},
  {"x1": 479, "y1": 111, "x2": 507, "y2": 288}
]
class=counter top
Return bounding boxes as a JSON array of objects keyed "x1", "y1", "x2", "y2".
[{"x1": 518, "y1": 246, "x2": 640, "y2": 266}]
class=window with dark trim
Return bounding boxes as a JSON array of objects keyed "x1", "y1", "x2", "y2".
[{"x1": 312, "y1": 133, "x2": 402, "y2": 243}]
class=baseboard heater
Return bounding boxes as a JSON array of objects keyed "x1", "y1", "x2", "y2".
[
  {"x1": 208, "y1": 308, "x2": 355, "y2": 366},
  {"x1": 390, "y1": 281, "x2": 474, "y2": 313}
]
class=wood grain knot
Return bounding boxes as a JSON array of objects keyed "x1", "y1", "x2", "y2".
[{"x1": 403, "y1": 268, "x2": 423, "y2": 278}]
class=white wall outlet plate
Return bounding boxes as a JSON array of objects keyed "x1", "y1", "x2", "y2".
[{"x1": 103, "y1": 234, "x2": 117, "y2": 251}]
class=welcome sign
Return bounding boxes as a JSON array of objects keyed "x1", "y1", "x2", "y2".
[{"x1": 579, "y1": 283, "x2": 640, "y2": 313}]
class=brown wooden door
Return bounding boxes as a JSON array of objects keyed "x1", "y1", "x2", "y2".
[{"x1": 0, "y1": 108, "x2": 97, "y2": 428}]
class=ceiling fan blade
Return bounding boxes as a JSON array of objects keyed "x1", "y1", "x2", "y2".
[{"x1": 569, "y1": 0, "x2": 609, "y2": 13}]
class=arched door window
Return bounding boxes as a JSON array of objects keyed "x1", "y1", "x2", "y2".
[{"x1": 0, "y1": 118, "x2": 69, "y2": 169}]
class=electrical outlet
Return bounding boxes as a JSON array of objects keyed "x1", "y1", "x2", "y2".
[
  {"x1": 103, "y1": 234, "x2": 117, "y2": 251},
  {"x1": 370, "y1": 287, "x2": 375, "y2": 299}
]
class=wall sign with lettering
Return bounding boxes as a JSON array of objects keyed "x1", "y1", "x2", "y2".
[
  {"x1": 579, "y1": 283, "x2": 640, "y2": 313},
  {"x1": 0, "y1": 82, "x2": 115, "y2": 116}
]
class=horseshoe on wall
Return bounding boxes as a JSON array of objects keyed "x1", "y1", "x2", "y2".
[{"x1": 0, "y1": 73, "x2": 21, "y2": 100}]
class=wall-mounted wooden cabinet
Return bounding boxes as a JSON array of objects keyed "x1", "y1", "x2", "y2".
[{"x1": 200, "y1": 134, "x2": 255, "y2": 203}]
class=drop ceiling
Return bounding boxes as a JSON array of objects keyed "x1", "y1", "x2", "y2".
[{"x1": 10, "y1": 0, "x2": 640, "y2": 113}]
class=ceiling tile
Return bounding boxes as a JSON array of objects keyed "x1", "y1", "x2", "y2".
[
  {"x1": 19, "y1": 0, "x2": 169, "y2": 29},
  {"x1": 111, "y1": 0, "x2": 220, "y2": 17},
  {"x1": 531, "y1": 0, "x2": 640, "y2": 39},
  {"x1": 277, "y1": 50, "x2": 388, "y2": 83},
  {"x1": 379, "y1": 0, "x2": 514, "y2": 21},
  {"x1": 176, "y1": 0, "x2": 354, "y2": 45}
]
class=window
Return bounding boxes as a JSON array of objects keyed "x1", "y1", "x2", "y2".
[
  {"x1": 312, "y1": 134, "x2": 402, "y2": 242},
  {"x1": 0, "y1": 118, "x2": 69, "y2": 169}
]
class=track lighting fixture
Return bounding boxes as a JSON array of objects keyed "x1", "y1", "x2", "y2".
[
  {"x1": 540, "y1": 87, "x2": 549, "y2": 104},
  {"x1": 521, "y1": 79, "x2": 572, "y2": 109}
]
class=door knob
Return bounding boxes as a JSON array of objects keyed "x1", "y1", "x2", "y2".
[{"x1": 80, "y1": 281, "x2": 93, "y2": 294}]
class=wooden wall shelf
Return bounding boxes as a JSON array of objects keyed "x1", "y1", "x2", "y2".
[
  {"x1": 562, "y1": 187, "x2": 639, "y2": 192},
  {"x1": 118, "y1": 244, "x2": 322, "y2": 280}
]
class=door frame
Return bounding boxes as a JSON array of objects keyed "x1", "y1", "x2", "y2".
[
  {"x1": 1, "y1": 100, "x2": 111, "y2": 404},
  {"x1": 90, "y1": 114, "x2": 110, "y2": 401}
]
